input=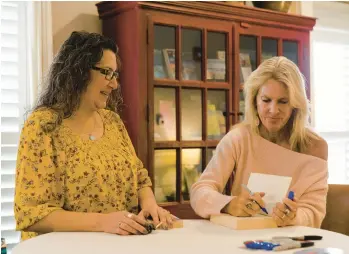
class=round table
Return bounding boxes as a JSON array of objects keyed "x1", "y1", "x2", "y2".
[{"x1": 12, "y1": 220, "x2": 349, "y2": 254}]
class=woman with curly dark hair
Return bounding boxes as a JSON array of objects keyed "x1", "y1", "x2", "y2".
[{"x1": 14, "y1": 31, "x2": 174, "y2": 241}]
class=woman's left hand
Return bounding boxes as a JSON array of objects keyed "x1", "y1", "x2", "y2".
[
  {"x1": 272, "y1": 197, "x2": 298, "y2": 227},
  {"x1": 138, "y1": 204, "x2": 174, "y2": 230}
]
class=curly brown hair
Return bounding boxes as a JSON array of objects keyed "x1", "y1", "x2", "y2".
[{"x1": 34, "y1": 31, "x2": 123, "y2": 128}]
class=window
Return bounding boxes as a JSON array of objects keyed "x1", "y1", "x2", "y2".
[
  {"x1": 1, "y1": 1, "x2": 30, "y2": 252},
  {"x1": 312, "y1": 2, "x2": 349, "y2": 184}
]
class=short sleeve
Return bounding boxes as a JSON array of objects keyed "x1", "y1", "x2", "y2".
[{"x1": 14, "y1": 110, "x2": 65, "y2": 233}]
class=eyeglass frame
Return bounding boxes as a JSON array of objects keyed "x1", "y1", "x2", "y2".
[{"x1": 91, "y1": 66, "x2": 120, "y2": 81}]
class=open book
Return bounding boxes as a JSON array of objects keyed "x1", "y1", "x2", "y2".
[{"x1": 210, "y1": 213, "x2": 277, "y2": 230}]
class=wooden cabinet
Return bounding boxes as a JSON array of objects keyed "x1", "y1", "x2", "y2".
[{"x1": 96, "y1": 1, "x2": 315, "y2": 219}]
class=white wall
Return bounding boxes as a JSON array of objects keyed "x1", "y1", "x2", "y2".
[{"x1": 51, "y1": 1, "x2": 101, "y2": 54}]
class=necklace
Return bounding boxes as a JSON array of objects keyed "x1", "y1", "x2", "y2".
[{"x1": 87, "y1": 113, "x2": 97, "y2": 141}]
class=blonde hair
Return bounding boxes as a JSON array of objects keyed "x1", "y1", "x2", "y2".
[{"x1": 242, "y1": 56, "x2": 319, "y2": 152}]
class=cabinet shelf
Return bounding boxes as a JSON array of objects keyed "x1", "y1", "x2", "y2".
[
  {"x1": 153, "y1": 80, "x2": 231, "y2": 89},
  {"x1": 154, "y1": 140, "x2": 220, "y2": 149}
]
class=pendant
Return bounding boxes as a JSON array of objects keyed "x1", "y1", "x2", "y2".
[{"x1": 89, "y1": 135, "x2": 96, "y2": 141}]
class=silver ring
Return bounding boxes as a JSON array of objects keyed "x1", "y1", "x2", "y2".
[
  {"x1": 245, "y1": 202, "x2": 253, "y2": 210},
  {"x1": 127, "y1": 213, "x2": 133, "y2": 219},
  {"x1": 284, "y1": 209, "x2": 290, "y2": 216}
]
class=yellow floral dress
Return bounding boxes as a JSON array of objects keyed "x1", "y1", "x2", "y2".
[{"x1": 14, "y1": 108, "x2": 152, "y2": 241}]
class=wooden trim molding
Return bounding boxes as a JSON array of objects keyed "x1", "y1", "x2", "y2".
[{"x1": 96, "y1": 1, "x2": 316, "y2": 32}]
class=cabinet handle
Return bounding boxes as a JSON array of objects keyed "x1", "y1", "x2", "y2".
[{"x1": 240, "y1": 22, "x2": 251, "y2": 29}]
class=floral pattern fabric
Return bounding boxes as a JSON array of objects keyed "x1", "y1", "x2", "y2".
[{"x1": 14, "y1": 108, "x2": 152, "y2": 240}]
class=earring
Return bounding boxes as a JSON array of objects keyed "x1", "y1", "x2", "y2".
[{"x1": 255, "y1": 117, "x2": 260, "y2": 126}]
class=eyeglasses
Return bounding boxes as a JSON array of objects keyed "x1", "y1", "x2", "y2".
[{"x1": 92, "y1": 66, "x2": 119, "y2": 81}]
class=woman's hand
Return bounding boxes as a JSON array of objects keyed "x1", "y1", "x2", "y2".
[
  {"x1": 99, "y1": 211, "x2": 149, "y2": 235},
  {"x1": 138, "y1": 204, "x2": 174, "y2": 230},
  {"x1": 223, "y1": 191, "x2": 266, "y2": 217},
  {"x1": 272, "y1": 197, "x2": 298, "y2": 227}
]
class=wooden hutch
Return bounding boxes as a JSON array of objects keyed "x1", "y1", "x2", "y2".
[{"x1": 96, "y1": 1, "x2": 316, "y2": 219}]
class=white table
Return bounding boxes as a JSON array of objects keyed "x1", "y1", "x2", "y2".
[{"x1": 12, "y1": 220, "x2": 349, "y2": 254}]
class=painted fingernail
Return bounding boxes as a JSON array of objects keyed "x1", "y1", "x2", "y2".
[{"x1": 145, "y1": 224, "x2": 153, "y2": 233}]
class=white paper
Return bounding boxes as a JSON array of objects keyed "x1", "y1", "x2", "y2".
[{"x1": 247, "y1": 173, "x2": 292, "y2": 216}]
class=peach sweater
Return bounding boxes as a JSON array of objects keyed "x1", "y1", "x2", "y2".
[{"x1": 190, "y1": 125, "x2": 328, "y2": 228}]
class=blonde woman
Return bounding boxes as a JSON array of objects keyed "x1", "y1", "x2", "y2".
[{"x1": 190, "y1": 56, "x2": 328, "y2": 228}]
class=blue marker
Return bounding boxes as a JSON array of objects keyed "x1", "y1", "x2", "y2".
[
  {"x1": 241, "y1": 184, "x2": 268, "y2": 215},
  {"x1": 244, "y1": 240, "x2": 279, "y2": 250},
  {"x1": 284, "y1": 190, "x2": 295, "y2": 212},
  {"x1": 288, "y1": 190, "x2": 295, "y2": 201}
]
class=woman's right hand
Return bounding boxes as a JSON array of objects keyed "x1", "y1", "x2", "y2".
[
  {"x1": 99, "y1": 211, "x2": 150, "y2": 235},
  {"x1": 222, "y1": 192, "x2": 266, "y2": 217}
]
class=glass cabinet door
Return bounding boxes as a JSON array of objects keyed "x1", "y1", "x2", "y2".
[
  {"x1": 207, "y1": 31, "x2": 227, "y2": 82},
  {"x1": 283, "y1": 40, "x2": 299, "y2": 65},
  {"x1": 262, "y1": 38, "x2": 278, "y2": 62},
  {"x1": 154, "y1": 25, "x2": 176, "y2": 80},
  {"x1": 181, "y1": 89, "x2": 202, "y2": 140},
  {"x1": 154, "y1": 87, "x2": 177, "y2": 141},
  {"x1": 239, "y1": 35, "x2": 257, "y2": 83},
  {"x1": 207, "y1": 148, "x2": 216, "y2": 166},
  {"x1": 239, "y1": 35, "x2": 256, "y2": 123},
  {"x1": 181, "y1": 28, "x2": 202, "y2": 81},
  {"x1": 239, "y1": 90, "x2": 245, "y2": 122},
  {"x1": 154, "y1": 149, "x2": 177, "y2": 203},
  {"x1": 151, "y1": 19, "x2": 232, "y2": 210},
  {"x1": 181, "y1": 148, "x2": 202, "y2": 200},
  {"x1": 207, "y1": 90, "x2": 226, "y2": 140}
]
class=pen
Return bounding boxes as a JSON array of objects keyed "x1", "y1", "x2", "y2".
[
  {"x1": 272, "y1": 241, "x2": 314, "y2": 251},
  {"x1": 272, "y1": 235, "x2": 323, "y2": 241},
  {"x1": 288, "y1": 190, "x2": 294, "y2": 201},
  {"x1": 155, "y1": 221, "x2": 163, "y2": 229},
  {"x1": 284, "y1": 190, "x2": 295, "y2": 212},
  {"x1": 241, "y1": 184, "x2": 268, "y2": 214},
  {"x1": 244, "y1": 240, "x2": 279, "y2": 250}
]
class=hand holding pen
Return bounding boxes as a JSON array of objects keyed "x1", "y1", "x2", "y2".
[
  {"x1": 222, "y1": 184, "x2": 267, "y2": 217},
  {"x1": 272, "y1": 191, "x2": 298, "y2": 227},
  {"x1": 241, "y1": 184, "x2": 268, "y2": 215}
]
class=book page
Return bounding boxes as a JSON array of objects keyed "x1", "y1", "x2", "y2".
[{"x1": 247, "y1": 173, "x2": 292, "y2": 216}]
